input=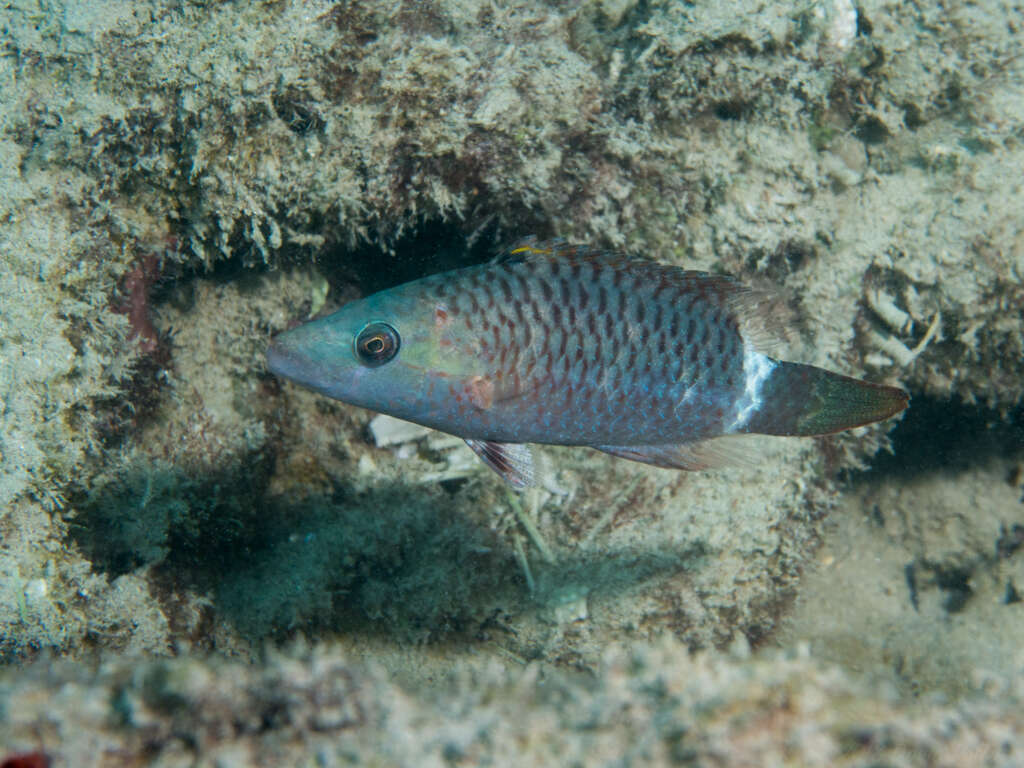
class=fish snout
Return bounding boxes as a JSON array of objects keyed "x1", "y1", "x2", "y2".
[{"x1": 266, "y1": 334, "x2": 310, "y2": 383}]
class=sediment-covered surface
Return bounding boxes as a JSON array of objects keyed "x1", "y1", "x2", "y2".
[{"x1": 0, "y1": 0, "x2": 1021, "y2": 763}]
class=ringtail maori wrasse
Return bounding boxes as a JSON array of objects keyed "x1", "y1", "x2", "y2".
[{"x1": 267, "y1": 239, "x2": 908, "y2": 487}]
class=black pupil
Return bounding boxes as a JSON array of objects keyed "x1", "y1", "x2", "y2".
[{"x1": 366, "y1": 336, "x2": 384, "y2": 353}]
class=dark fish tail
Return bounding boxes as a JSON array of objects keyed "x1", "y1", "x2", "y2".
[{"x1": 744, "y1": 361, "x2": 909, "y2": 436}]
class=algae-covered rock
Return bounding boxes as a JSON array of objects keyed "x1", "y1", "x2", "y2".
[
  {"x1": 0, "y1": 0, "x2": 1021, "y2": 747},
  {"x1": 1, "y1": 639, "x2": 1022, "y2": 766}
]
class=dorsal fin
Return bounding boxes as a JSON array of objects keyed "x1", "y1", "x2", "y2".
[
  {"x1": 496, "y1": 236, "x2": 794, "y2": 353},
  {"x1": 724, "y1": 286, "x2": 796, "y2": 354},
  {"x1": 494, "y1": 235, "x2": 562, "y2": 264},
  {"x1": 495, "y1": 236, "x2": 657, "y2": 270}
]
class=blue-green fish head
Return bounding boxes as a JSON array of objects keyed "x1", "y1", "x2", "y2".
[{"x1": 266, "y1": 278, "x2": 477, "y2": 428}]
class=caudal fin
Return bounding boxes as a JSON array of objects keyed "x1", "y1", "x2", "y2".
[{"x1": 743, "y1": 361, "x2": 909, "y2": 436}]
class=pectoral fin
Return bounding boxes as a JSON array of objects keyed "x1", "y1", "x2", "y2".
[{"x1": 465, "y1": 439, "x2": 536, "y2": 489}]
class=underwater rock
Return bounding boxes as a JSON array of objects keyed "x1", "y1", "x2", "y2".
[
  {"x1": 0, "y1": 0, "x2": 1020, "y2": 738},
  {"x1": 1, "y1": 640, "x2": 1022, "y2": 766}
]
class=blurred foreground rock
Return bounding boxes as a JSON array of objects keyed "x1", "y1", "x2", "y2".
[{"x1": 2, "y1": 639, "x2": 1021, "y2": 768}]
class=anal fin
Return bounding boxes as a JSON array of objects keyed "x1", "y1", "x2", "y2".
[
  {"x1": 596, "y1": 437, "x2": 756, "y2": 471},
  {"x1": 465, "y1": 439, "x2": 536, "y2": 489}
]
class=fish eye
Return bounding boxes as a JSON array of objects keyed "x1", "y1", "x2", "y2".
[{"x1": 354, "y1": 322, "x2": 400, "y2": 367}]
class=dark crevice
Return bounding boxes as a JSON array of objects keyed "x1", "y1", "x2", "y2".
[
  {"x1": 322, "y1": 217, "x2": 502, "y2": 296},
  {"x1": 851, "y1": 394, "x2": 1023, "y2": 481}
]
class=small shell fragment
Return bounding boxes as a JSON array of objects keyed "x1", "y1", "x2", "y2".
[{"x1": 369, "y1": 414, "x2": 431, "y2": 448}]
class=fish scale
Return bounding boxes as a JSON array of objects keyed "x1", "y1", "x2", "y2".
[
  {"x1": 465, "y1": 255, "x2": 748, "y2": 446},
  {"x1": 267, "y1": 239, "x2": 908, "y2": 487},
  {"x1": 454, "y1": 250, "x2": 737, "y2": 442}
]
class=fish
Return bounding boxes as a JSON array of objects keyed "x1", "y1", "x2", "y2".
[{"x1": 267, "y1": 238, "x2": 908, "y2": 488}]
